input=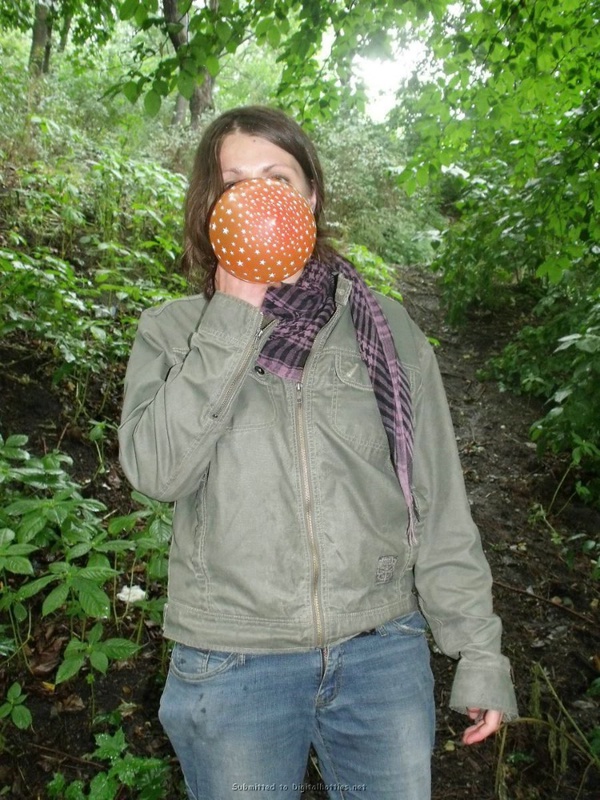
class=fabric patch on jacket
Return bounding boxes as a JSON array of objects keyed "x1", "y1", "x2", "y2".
[{"x1": 375, "y1": 555, "x2": 398, "y2": 584}]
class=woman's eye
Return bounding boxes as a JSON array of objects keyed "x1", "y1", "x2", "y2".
[{"x1": 272, "y1": 174, "x2": 290, "y2": 184}]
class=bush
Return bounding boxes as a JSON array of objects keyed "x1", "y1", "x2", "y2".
[
  {"x1": 314, "y1": 114, "x2": 442, "y2": 266},
  {"x1": 487, "y1": 276, "x2": 600, "y2": 504}
]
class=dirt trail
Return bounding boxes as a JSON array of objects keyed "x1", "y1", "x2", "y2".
[{"x1": 398, "y1": 265, "x2": 600, "y2": 799}]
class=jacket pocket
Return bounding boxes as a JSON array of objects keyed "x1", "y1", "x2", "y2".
[
  {"x1": 169, "y1": 643, "x2": 242, "y2": 682},
  {"x1": 223, "y1": 370, "x2": 280, "y2": 432},
  {"x1": 330, "y1": 354, "x2": 390, "y2": 452}
]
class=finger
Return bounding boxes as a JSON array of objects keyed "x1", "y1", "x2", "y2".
[
  {"x1": 462, "y1": 710, "x2": 503, "y2": 746},
  {"x1": 462, "y1": 713, "x2": 502, "y2": 745}
]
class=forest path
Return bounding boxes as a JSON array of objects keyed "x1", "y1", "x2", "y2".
[{"x1": 398, "y1": 264, "x2": 600, "y2": 799}]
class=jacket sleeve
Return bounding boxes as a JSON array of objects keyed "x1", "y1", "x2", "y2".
[
  {"x1": 411, "y1": 336, "x2": 519, "y2": 721},
  {"x1": 118, "y1": 292, "x2": 267, "y2": 502}
]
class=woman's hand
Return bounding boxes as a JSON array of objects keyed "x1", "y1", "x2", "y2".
[
  {"x1": 215, "y1": 265, "x2": 270, "y2": 308},
  {"x1": 462, "y1": 708, "x2": 504, "y2": 745}
]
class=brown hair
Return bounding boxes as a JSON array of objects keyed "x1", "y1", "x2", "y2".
[{"x1": 182, "y1": 105, "x2": 332, "y2": 296}]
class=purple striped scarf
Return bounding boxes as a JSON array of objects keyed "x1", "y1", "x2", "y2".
[{"x1": 258, "y1": 256, "x2": 417, "y2": 543}]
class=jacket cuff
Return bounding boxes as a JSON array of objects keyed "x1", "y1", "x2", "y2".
[{"x1": 449, "y1": 656, "x2": 519, "y2": 721}]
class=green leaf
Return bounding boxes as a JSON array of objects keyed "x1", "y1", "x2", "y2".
[
  {"x1": 1, "y1": 446, "x2": 30, "y2": 460},
  {"x1": 215, "y1": 20, "x2": 231, "y2": 44},
  {"x1": 0, "y1": 528, "x2": 15, "y2": 546},
  {"x1": 42, "y1": 583, "x2": 70, "y2": 616},
  {"x1": 94, "y1": 540, "x2": 133, "y2": 554},
  {"x1": 77, "y1": 566, "x2": 117, "y2": 581},
  {"x1": 76, "y1": 581, "x2": 111, "y2": 618},
  {"x1": 17, "y1": 512, "x2": 48, "y2": 543},
  {"x1": 64, "y1": 638, "x2": 87, "y2": 658},
  {"x1": 119, "y1": 0, "x2": 140, "y2": 21},
  {"x1": 12, "y1": 704, "x2": 33, "y2": 730},
  {"x1": 66, "y1": 542, "x2": 92, "y2": 561},
  {"x1": 122, "y1": 81, "x2": 141, "y2": 104},
  {"x1": 267, "y1": 27, "x2": 281, "y2": 48},
  {"x1": 177, "y1": 70, "x2": 196, "y2": 100},
  {"x1": 131, "y1": 491, "x2": 155, "y2": 508},
  {"x1": 102, "y1": 639, "x2": 140, "y2": 660},
  {"x1": 86, "y1": 552, "x2": 112, "y2": 570},
  {"x1": 90, "y1": 650, "x2": 109, "y2": 674},
  {"x1": 575, "y1": 335, "x2": 600, "y2": 354},
  {"x1": 2, "y1": 556, "x2": 34, "y2": 575},
  {"x1": 7, "y1": 682, "x2": 23, "y2": 702},
  {"x1": 134, "y1": 3, "x2": 149, "y2": 26},
  {"x1": 12, "y1": 602, "x2": 27, "y2": 623},
  {"x1": 87, "y1": 622, "x2": 104, "y2": 645},
  {"x1": 55, "y1": 656, "x2": 86, "y2": 684},
  {"x1": 535, "y1": 256, "x2": 570, "y2": 283},
  {"x1": 148, "y1": 517, "x2": 171, "y2": 542},
  {"x1": 144, "y1": 90, "x2": 162, "y2": 117},
  {"x1": 205, "y1": 55, "x2": 219, "y2": 78},
  {"x1": 2, "y1": 542, "x2": 37, "y2": 556},
  {"x1": 93, "y1": 728, "x2": 127, "y2": 760},
  {"x1": 415, "y1": 164, "x2": 430, "y2": 188},
  {"x1": 3, "y1": 498, "x2": 44, "y2": 516},
  {"x1": 255, "y1": 17, "x2": 271, "y2": 37},
  {"x1": 17, "y1": 574, "x2": 56, "y2": 600},
  {"x1": 5, "y1": 435, "x2": 29, "y2": 448},
  {"x1": 154, "y1": 79, "x2": 170, "y2": 97}
]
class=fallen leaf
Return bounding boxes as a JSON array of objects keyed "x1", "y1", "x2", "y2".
[
  {"x1": 30, "y1": 635, "x2": 68, "y2": 676},
  {"x1": 53, "y1": 694, "x2": 85, "y2": 714}
]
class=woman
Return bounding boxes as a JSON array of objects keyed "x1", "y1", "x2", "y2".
[{"x1": 119, "y1": 106, "x2": 518, "y2": 800}]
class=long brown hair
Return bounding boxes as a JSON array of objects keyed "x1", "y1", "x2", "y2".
[{"x1": 182, "y1": 105, "x2": 332, "y2": 296}]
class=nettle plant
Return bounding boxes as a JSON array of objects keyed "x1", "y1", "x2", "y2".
[
  {"x1": 1, "y1": 116, "x2": 187, "y2": 398},
  {"x1": 0, "y1": 433, "x2": 125, "y2": 646},
  {"x1": 487, "y1": 278, "x2": 600, "y2": 508},
  {"x1": 0, "y1": 433, "x2": 172, "y2": 723},
  {"x1": 6, "y1": 125, "x2": 188, "y2": 285},
  {"x1": 341, "y1": 242, "x2": 404, "y2": 302},
  {"x1": 0, "y1": 682, "x2": 32, "y2": 732},
  {"x1": 47, "y1": 725, "x2": 173, "y2": 800},
  {"x1": 0, "y1": 245, "x2": 177, "y2": 418}
]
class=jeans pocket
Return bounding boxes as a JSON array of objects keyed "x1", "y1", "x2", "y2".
[
  {"x1": 386, "y1": 610, "x2": 428, "y2": 636},
  {"x1": 169, "y1": 642, "x2": 240, "y2": 682}
]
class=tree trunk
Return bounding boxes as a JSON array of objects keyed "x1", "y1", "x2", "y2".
[
  {"x1": 162, "y1": 0, "x2": 216, "y2": 127},
  {"x1": 42, "y1": 12, "x2": 54, "y2": 73},
  {"x1": 190, "y1": 75, "x2": 214, "y2": 129},
  {"x1": 171, "y1": 93, "x2": 188, "y2": 126},
  {"x1": 59, "y1": 10, "x2": 74, "y2": 51},
  {"x1": 29, "y1": 2, "x2": 51, "y2": 76},
  {"x1": 196, "y1": 0, "x2": 218, "y2": 120},
  {"x1": 163, "y1": 0, "x2": 188, "y2": 50}
]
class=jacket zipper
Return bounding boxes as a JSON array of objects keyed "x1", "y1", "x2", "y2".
[
  {"x1": 296, "y1": 380, "x2": 324, "y2": 646},
  {"x1": 295, "y1": 302, "x2": 343, "y2": 648},
  {"x1": 211, "y1": 321, "x2": 274, "y2": 420}
]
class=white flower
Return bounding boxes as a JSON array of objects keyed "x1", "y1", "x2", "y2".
[{"x1": 117, "y1": 585, "x2": 147, "y2": 604}]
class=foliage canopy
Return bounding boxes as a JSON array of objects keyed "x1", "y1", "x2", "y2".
[{"x1": 398, "y1": 0, "x2": 600, "y2": 496}]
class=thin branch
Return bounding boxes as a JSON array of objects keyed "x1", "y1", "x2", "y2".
[{"x1": 31, "y1": 743, "x2": 104, "y2": 769}]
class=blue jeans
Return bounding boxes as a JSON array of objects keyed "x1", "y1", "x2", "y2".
[{"x1": 159, "y1": 611, "x2": 435, "y2": 800}]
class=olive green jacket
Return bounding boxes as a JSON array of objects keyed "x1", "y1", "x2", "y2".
[{"x1": 119, "y1": 276, "x2": 518, "y2": 720}]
